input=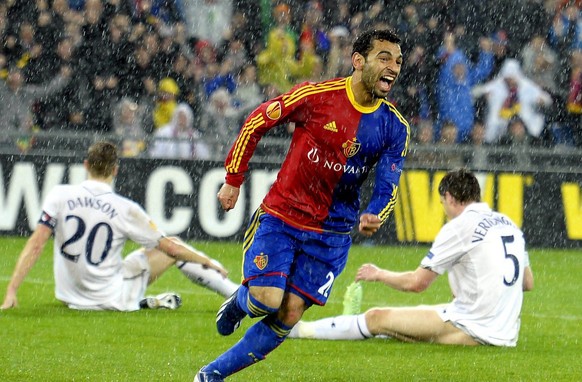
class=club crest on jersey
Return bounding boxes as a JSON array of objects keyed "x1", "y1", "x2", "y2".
[
  {"x1": 254, "y1": 253, "x2": 268, "y2": 270},
  {"x1": 342, "y1": 138, "x2": 361, "y2": 158},
  {"x1": 265, "y1": 101, "x2": 282, "y2": 120}
]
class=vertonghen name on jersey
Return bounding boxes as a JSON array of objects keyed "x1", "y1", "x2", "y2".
[
  {"x1": 472, "y1": 215, "x2": 514, "y2": 242},
  {"x1": 307, "y1": 147, "x2": 369, "y2": 174},
  {"x1": 66, "y1": 197, "x2": 118, "y2": 219}
]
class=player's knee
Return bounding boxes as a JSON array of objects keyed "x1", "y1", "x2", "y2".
[
  {"x1": 249, "y1": 285, "x2": 285, "y2": 310},
  {"x1": 278, "y1": 295, "x2": 307, "y2": 326},
  {"x1": 364, "y1": 307, "x2": 389, "y2": 335}
]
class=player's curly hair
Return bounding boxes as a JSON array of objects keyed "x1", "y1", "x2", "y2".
[
  {"x1": 86, "y1": 141, "x2": 119, "y2": 178},
  {"x1": 438, "y1": 169, "x2": 481, "y2": 203},
  {"x1": 351, "y1": 29, "x2": 401, "y2": 59}
]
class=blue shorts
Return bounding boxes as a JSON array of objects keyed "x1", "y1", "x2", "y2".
[{"x1": 242, "y1": 209, "x2": 352, "y2": 306}]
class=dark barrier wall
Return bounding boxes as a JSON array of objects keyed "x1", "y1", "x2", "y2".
[{"x1": 1, "y1": 154, "x2": 580, "y2": 248}]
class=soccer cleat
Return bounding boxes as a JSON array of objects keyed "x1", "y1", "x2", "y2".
[
  {"x1": 342, "y1": 282, "x2": 363, "y2": 315},
  {"x1": 139, "y1": 292, "x2": 182, "y2": 310},
  {"x1": 193, "y1": 367, "x2": 224, "y2": 382},
  {"x1": 216, "y1": 289, "x2": 246, "y2": 336}
]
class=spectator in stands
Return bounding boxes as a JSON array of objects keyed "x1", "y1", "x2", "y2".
[
  {"x1": 521, "y1": 34, "x2": 563, "y2": 145},
  {"x1": 50, "y1": 0, "x2": 80, "y2": 25},
  {"x1": 232, "y1": 63, "x2": 264, "y2": 125},
  {"x1": 203, "y1": 57, "x2": 237, "y2": 99},
  {"x1": 325, "y1": 26, "x2": 354, "y2": 78},
  {"x1": 467, "y1": 120, "x2": 488, "y2": 169},
  {"x1": 153, "y1": 77, "x2": 180, "y2": 130},
  {"x1": 156, "y1": 28, "x2": 181, "y2": 77},
  {"x1": 499, "y1": 117, "x2": 532, "y2": 167},
  {"x1": 6, "y1": 21, "x2": 48, "y2": 85},
  {"x1": 521, "y1": 35, "x2": 559, "y2": 94},
  {"x1": 0, "y1": 65, "x2": 71, "y2": 138},
  {"x1": 37, "y1": 36, "x2": 85, "y2": 131},
  {"x1": 437, "y1": 120, "x2": 464, "y2": 167},
  {"x1": 149, "y1": 102, "x2": 210, "y2": 160},
  {"x1": 112, "y1": 97, "x2": 148, "y2": 157},
  {"x1": 406, "y1": 119, "x2": 438, "y2": 168},
  {"x1": 168, "y1": 49, "x2": 205, "y2": 129},
  {"x1": 150, "y1": 0, "x2": 185, "y2": 27},
  {"x1": 122, "y1": 42, "x2": 157, "y2": 112},
  {"x1": 472, "y1": 58, "x2": 553, "y2": 144},
  {"x1": 299, "y1": 1, "x2": 331, "y2": 62},
  {"x1": 256, "y1": 3, "x2": 320, "y2": 93},
  {"x1": 76, "y1": 0, "x2": 118, "y2": 132},
  {"x1": 391, "y1": 43, "x2": 431, "y2": 126},
  {"x1": 565, "y1": 49, "x2": 582, "y2": 146},
  {"x1": 500, "y1": 117, "x2": 530, "y2": 146},
  {"x1": 216, "y1": 10, "x2": 252, "y2": 66},
  {"x1": 436, "y1": 32, "x2": 494, "y2": 143},
  {"x1": 182, "y1": 0, "x2": 232, "y2": 46},
  {"x1": 488, "y1": 30, "x2": 513, "y2": 80},
  {"x1": 199, "y1": 87, "x2": 243, "y2": 156},
  {"x1": 549, "y1": 3, "x2": 582, "y2": 53},
  {"x1": 217, "y1": 37, "x2": 249, "y2": 78},
  {"x1": 1, "y1": 0, "x2": 580, "y2": 155}
]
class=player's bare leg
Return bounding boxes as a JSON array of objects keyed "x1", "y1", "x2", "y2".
[
  {"x1": 365, "y1": 306, "x2": 480, "y2": 345},
  {"x1": 146, "y1": 248, "x2": 176, "y2": 283}
]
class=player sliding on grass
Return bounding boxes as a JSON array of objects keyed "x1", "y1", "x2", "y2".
[
  {"x1": 194, "y1": 28, "x2": 409, "y2": 381},
  {"x1": 1, "y1": 141, "x2": 238, "y2": 312},
  {"x1": 289, "y1": 169, "x2": 534, "y2": 347}
]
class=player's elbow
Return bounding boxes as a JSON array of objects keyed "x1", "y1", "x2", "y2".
[
  {"x1": 157, "y1": 237, "x2": 182, "y2": 258},
  {"x1": 407, "y1": 282, "x2": 429, "y2": 293},
  {"x1": 403, "y1": 270, "x2": 435, "y2": 293}
]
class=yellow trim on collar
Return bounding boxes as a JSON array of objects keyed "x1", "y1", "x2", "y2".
[{"x1": 345, "y1": 76, "x2": 382, "y2": 113}]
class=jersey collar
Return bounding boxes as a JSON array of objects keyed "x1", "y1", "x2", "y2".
[{"x1": 345, "y1": 76, "x2": 383, "y2": 113}]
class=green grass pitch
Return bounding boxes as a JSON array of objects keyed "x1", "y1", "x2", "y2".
[{"x1": 1, "y1": 236, "x2": 581, "y2": 381}]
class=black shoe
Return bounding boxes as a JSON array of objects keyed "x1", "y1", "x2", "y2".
[
  {"x1": 215, "y1": 289, "x2": 246, "y2": 336},
  {"x1": 194, "y1": 367, "x2": 224, "y2": 382}
]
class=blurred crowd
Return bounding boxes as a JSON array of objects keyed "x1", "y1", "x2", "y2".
[{"x1": 1, "y1": 0, "x2": 581, "y2": 159}]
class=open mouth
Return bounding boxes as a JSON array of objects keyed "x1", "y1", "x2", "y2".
[
  {"x1": 378, "y1": 75, "x2": 395, "y2": 92},
  {"x1": 380, "y1": 75, "x2": 395, "y2": 84}
]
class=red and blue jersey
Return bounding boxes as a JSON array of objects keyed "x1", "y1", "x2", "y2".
[{"x1": 225, "y1": 76, "x2": 410, "y2": 234}]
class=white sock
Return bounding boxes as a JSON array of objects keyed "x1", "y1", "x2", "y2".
[
  {"x1": 176, "y1": 260, "x2": 239, "y2": 298},
  {"x1": 291, "y1": 314, "x2": 372, "y2": 340}
]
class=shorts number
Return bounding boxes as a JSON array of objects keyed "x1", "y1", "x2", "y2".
[
  {"x1": 61, "y1": 215, "x2": 113, "y2": 266},
  {"x1": 318, "y1": 272, "x2": 335, "y2": 298},
  {"x1": 501, "y1": 235, "x2": 519, "y2": 286}
]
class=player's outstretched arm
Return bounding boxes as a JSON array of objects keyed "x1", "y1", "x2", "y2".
[
  {"x1": 356, "y1": 264, "x2": 438, "y2": 293},
  {"x1": 157, "y1": 237, "x2": 229, "y2": 278},
  {"x1": 1, "y1": 225, "x2": 52, "y2": 309}
]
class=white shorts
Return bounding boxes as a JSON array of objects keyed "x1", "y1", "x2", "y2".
[{"x1": 67, "y1": 249, "x2": 151, "y2": 312}]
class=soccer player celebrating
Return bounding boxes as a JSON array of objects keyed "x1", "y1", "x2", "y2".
[
  {"x1": 289, "y1": 169, "x2": 534, "y2": 347},
  {"x1": 1, "y1": 141, "x2": 238, "y2": 312},
  {"x1": 194, "y1": 29, "x2": 409, "y2": 381}
]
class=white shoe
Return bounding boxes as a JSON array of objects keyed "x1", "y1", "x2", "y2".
[{"x1": 140, "y1": 292, "x2": 182, "y2": 310}]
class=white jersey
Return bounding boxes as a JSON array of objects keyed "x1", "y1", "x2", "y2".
[
  {"x1": 40, "y1": 180, "x2": 164, "y2": 307},
  {"x1": 420, "y1": 202, "x2": 529, "y2": 347}
]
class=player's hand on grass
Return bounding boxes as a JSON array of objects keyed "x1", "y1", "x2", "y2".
[
  {"x1": 358, "y1": 213, "x2": 381, "y2": 236},
  {"x1": 217, "y1": 183, "x2": 240, "y2": 211},
  {"x1": 355, "y1": 263, "x2": 382, "y2": 282}
]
